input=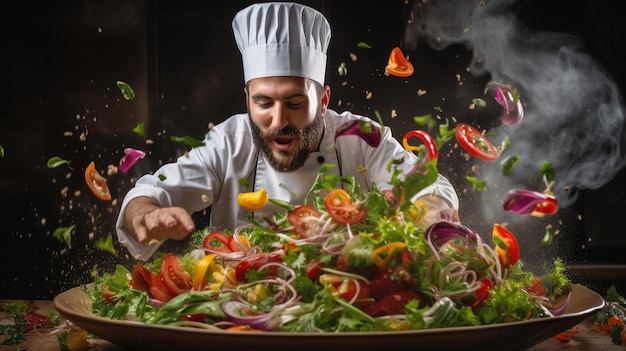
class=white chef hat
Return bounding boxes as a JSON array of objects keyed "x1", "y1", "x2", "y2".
[{"x1": 232, "y1": 2, "x2": 331, "y2": 85}]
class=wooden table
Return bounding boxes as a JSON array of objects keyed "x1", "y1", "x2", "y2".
[{"x1": 1, "y1": 299, "x2": 623, "y2": 351}]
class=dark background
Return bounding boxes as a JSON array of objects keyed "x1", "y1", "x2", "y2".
[{"x1": 1, "y1": 0, "x2": 625, "y2": 299}]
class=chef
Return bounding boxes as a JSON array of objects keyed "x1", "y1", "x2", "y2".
[{"x1": 116, "y1": 2, "x2": 459, "y2": 261}]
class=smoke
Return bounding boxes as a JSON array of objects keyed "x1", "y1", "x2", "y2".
[{"x1": 405, "y1": 0, "x2": 626, "y2": 209}]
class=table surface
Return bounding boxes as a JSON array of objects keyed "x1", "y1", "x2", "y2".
[{"x1": 1, "y1": 299, "x2": 624, "y2": 351}]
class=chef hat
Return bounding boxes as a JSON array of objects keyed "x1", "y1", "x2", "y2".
[{"x1": 232, "y1": 2, "x2": 331, "y2": 85}]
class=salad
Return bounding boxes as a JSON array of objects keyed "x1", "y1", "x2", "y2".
[{"x1": 85, "y1": 158, "x2": 572, "y2": 333}]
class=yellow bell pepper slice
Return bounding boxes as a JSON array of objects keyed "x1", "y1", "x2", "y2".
[
  {"x1": 371, "y1": 242, "x2": 406, "y2": 269},
  {"x1": 237, "y1": 188, "x2": 269, "y2": 211},
  {"x1": 192, "y1": 254, "x2": 217, "y2": 290}
]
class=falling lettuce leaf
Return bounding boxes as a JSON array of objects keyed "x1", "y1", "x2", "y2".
[
  {"x1": 500, "y1": 155, "x2": 520, "y2": 176},
  {"x1": 542, "y1": 225, "x2": 553, "y2": 246},
  {"x1": 53, "y1": 225, "x2": 76, "y2": 248},
  {"x1": 540, "y1": 161, "x2": 555, "y2": 189},
  {"x1": 466, "y1": 176, "x2": 487, "y2": 191},
  {"x1": 0, "y1": 144, "x2": 4, "y2": 157},
  {"x1": 357, "y1": 41, "x2": 372, "y2": 49},
  {"x1": 46, "y1": 156, "x2": 71, "y2": 169},
  {"x1": 472, "y1": 98, "x2": 487, "y2": 107},
  {"x1": 338, "y1": 62, "x2": 347, "y2": 76},
  {"x1": 170, "y1": 135, "x2": 205, "y2": 148},
  {"x1": 95, "y1": 234, "x2": 118, "y2": 257},
  {"x1": 133, "y1": 122, "x2": 145, "y2": 137},
  {"x1": 116, "y1": 81, "x2": 135, "y2": 101}
]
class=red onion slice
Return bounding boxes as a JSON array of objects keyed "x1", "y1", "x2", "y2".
[
  {"x1": 222, "y1": 301, "x2": 280, "y2": 331},
  {"x1": 503, "y1": 189, "x2": 558, "y2": 216},
  {"x1": 119, "y1": 148, "x2": 146, "y2": 173},
  {"x1": 335, "y1": 120, "x2": 381, "y2": 148}
]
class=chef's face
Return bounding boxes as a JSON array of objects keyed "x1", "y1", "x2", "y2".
[{"x1": 247, "y1": 76, "x2": 330, "y2": 172}]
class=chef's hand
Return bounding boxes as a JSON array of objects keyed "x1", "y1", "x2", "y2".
[
  {"x1": 413, "y1": 194, "x2": 459, "y2": 228},
  {"x1": 124, "y1": 196, "x2": 196, "y2": 245}
]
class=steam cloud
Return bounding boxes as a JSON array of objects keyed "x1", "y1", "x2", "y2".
[{"x1": 405, "y1": 0, "x2": 626, "y2": 209}]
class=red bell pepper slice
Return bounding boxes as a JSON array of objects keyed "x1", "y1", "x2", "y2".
[
  {"x1": 402, "y1": 130, "x2": 438, "y2": 162},
  {"x1": 492, "y1": 224, "x2": 519, "y2": 269}
]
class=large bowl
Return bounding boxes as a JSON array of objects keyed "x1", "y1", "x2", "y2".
[{"x1": 53, "y1": 283, "x2": 604, "y2": 351}]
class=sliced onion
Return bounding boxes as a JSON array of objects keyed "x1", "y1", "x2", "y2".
[
  {"x1": 222, "y1": 301, "x2": 280, "y2": 331},
  {"x1": 425, "y1": 221, "x2": 479, "y2": 253},
  {"x1": 494, "y1": 85, "x2": 524, "y2": 126},
  {"x1": 335, "y1": 120, "x2": 381, "y2": 147},
  {"x1": 546, "y1": 291, "x2": 572, "y2": 316},
  {"x1": 119, "y1": 148, "x2": 146, "y2": 173},
  {"x1": 503, "y1": 189, "x2": 558, "y2": 217}
]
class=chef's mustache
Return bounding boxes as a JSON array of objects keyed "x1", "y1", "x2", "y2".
[{"x1": 263, "y1": 126, "x2": 302, "y2": 139}]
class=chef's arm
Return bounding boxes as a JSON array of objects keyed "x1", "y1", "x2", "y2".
[
  {"x1": 411, "y1": 174, "x2": 460, "y2": 228},
  {"x1": 118, "y1": 196, "x2": 196, "y2": 258}
]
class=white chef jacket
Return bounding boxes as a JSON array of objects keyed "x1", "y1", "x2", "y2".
[{"x1": 116, "y1": 109, "x2": 459, "y2": 260}]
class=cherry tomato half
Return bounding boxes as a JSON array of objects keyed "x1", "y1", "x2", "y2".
[
  {"x1": 84, "y1": 161, "x2": 112, "y2": 200},
  {"x1": 287, "y1": 205, "x2": 321, "y2": 238},
  {"x1": 455, "y1": 123, "x2": 499, "y2": 161},
  {"x1": 323, "y1": 189, "x2": 367, "y2": 225},
  {"x1": 402, "y1": 130, "x2": 438, "y2": 162}
]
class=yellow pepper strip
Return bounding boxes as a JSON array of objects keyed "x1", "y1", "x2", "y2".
[
  {"x1": 192, "y1": 254, "x2": 217, "y2": 290},
  {"x1": 237, "y1": 188, "x2": 269, "y2": 211},
  {"x1": 402, "y1": 137, "x2": 421, "y2": 153},
  {"x1": 371, "y1": 242, "x2": 406, "y2": 269}
]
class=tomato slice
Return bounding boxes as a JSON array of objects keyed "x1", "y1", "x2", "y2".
[
  {"x1": 323, "y1": 189, "x2": 367, "y2": 225},
  {"x1": 402, "y1": 130, "x2": 438, "y2": 162},
  {"x1": 203, "y1": 231, "x2": 232, "y2": 253},
  {"x1": 304, "y1": 260, "x2": 324, "y2": 280},
  {"x1": 455, "y1": 123, "x2": 499, "y2": 161},
  {"x1": 159, "y1": 254, "x2": 192, "y2": 296},
  {"x1": 132, "y1": 263, "x2": 174, "y2": 301},
  {"x1": 84, "y1": 161, "x2": 112, "y2": 200},
  {"x1": 287, "y1": 205, "x2": 321, "y2": 238},
  {"x1": 385, "y1": 47, "x2": 414, "y2": 77},
  {"x1": 553, "y1": 326, "x2": 578, "y2": 342}
]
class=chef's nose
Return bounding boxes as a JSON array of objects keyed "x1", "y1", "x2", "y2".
[{"x1": 270, "y1": 103, "x2": 289, "y2": 129}]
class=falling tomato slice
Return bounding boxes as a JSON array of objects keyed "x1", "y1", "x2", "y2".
[
  {"x1": 385, "y1": 47, "x2": 414, "y2": 77},
  {"x1": 85, "y1": 161, "x2": 112, "y2": 200},
  {"x1": 455, "y1": 123, "x2": 499, "y2": 161}
]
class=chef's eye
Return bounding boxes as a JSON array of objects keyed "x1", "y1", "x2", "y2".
[{"x1": 287, "y1": 102, "x2": 305, "y2": 109}]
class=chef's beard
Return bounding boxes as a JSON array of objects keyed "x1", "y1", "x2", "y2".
[{"x1": 251, "y1": 112, "x2": 324, "y2": 173}]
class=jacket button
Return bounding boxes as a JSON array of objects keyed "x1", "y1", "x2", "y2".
[{"x1": 317, "y1": 156, "x2": 325, "y2": 163}]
